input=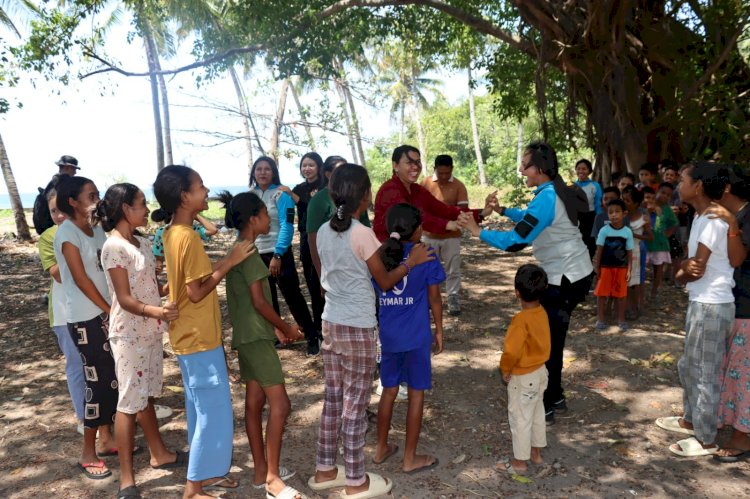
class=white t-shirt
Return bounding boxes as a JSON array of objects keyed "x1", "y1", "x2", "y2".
[
  {"x1": 101, "y1": 235, "x2": 167, "y2": 339},
  {"x1": 686, "y1": 214, "x2": 735, "y2": 303},
  {"x1": 317, "y1": 220, "x2": 381, "y2": 328},
  {"x1": 54, "y1": 220, "x2": 110, "y2": 323}
]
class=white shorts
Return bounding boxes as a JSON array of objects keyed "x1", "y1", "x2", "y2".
[{"x1": 109, "y1": 334, "x2": 163, "y2": 414}]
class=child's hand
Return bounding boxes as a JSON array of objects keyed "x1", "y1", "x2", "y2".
[
  {"x1": 162, "y1": 301, "x2": 179, "y2": 321},
  {"x1": 684, "y1": 257, "x2": 706, "y2": 278},
  {"x1": 432, "y1": 332, "x2": 443, "y2": 355},
  {"x1": 625, "y1": 271, "x2": 631, "y2": 283},
  {"x1": 406, "y1": 243, "x2": 435, "y2": 266},
  {"x1": 285, "y1": 323, "x2": 304, "y2": 342},
  {"x1": 502, "y1": 373, "x2": 511, "y2": 384},
  {"x1": 228, "y1": 240, "x2": 256, "y2": 266}
]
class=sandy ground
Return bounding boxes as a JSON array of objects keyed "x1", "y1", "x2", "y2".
[{"x1": 0, "y1": 223, "x2": 749, "y2": 498}]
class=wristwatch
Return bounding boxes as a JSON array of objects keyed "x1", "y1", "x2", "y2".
[{"x1": 272, "y1": 253, "x2": 282, "y2": 260}]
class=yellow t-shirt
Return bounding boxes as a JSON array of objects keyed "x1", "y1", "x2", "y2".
[
  {"x1": 164, "y1": 224, "x2": 221, "y2": 355},
  {"x1": 500, "y1": 306, "x2": 551, "y2": 376}
]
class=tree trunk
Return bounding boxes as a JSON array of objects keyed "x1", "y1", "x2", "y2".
[
  {"x1": 410, "y1": 93, "x2": 428, "y2": 177},
  {"x1": 467, "y1": 66, "x2": 486, "y2": 186},
  {"x1": 228, "y1": 65, "x2": 257, "y2": 170},
  {"x1": 332, "y1": 58, "x2": 365, "y2": 164},
  {"x1": 289, "y1": 77, "x2": 316, "y2": 151},
  {"x1": 269, "y1": 79, "x2": 290, "y2": 161},
  {"x1": 516, "y1": 121, "x2": 524, "y2": 171},
  {"x1": 399, "y1": 100, "x2": 405, "y2": 144},
  {"x1": 143, "y1": 32, "x2": 164, "y2": 171},
  {"x1": 334, "y1": 78, "x2": 358, "y2": 162},
  {"x1": 152, "y1": 50, "x2": 173, "y2": 166},
  {"x1": 0, "y1": 133, "x2": 31, "y2": 241}
]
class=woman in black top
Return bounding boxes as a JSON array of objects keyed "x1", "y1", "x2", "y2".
[{"x1": 287, "y1": 152, "x2": 326, "y2": 345}]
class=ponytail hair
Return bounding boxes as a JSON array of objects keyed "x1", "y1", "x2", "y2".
[
  {"x1": 525, "y1": 140, "x2": 587, "y2": 226},
  {"x1": 328, "y1": 163, "x2": 371, "y2": 233},
  {"x1": 216, "y1": 190, "x2": 265, "y2": 231},
  {"x1": 153, "y1": 165, "x2": 195, "y2": 225},
  {"x1": 380, "y1": 203, "x2": 421, "y2": 271},
  {"x1": 94, "y1": 183, "x2": 142, "y2": 232}
]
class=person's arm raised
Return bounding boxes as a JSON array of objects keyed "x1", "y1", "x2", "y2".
[
  {"x1": 186, "y1": 240, "x2": 255, "y2": 303},
  {"x1": 366, "y1": 243, "x2": 435, "y2": 292}
]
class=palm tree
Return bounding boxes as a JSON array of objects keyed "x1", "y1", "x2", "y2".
[{"x1": 0, "y1": 0, "x2": 38, "y2": 241}]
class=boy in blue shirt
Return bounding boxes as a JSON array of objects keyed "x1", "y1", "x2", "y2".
[{"x1": 593, "y1": 199, "x2": 634, "y2": 331}]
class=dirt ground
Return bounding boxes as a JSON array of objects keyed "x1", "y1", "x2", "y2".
[{"x1": 1, "y1": 223, "x2": 749, "y2": 499}]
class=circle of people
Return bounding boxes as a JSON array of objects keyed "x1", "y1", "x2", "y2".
[{"x1": 35, "y1": 144, "x2": 750, "y2": 498}]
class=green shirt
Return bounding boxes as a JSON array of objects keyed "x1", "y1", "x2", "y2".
[
  {"x1": 645, "y1": 205, "x2": 678, "y2": 252},
  {"x1": 226, "y1": 247, "x2": 275, "y2": 346},
  {"x1": 306, "y1": 186, "x2": 371, "y2": 234},
  {"x1": 38, "y1": 225, "x2": 58, "y2": 327}
]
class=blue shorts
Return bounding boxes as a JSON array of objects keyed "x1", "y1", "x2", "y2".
[{"x1": 380, "y1": 346, "x2": 432, "y2": 391}]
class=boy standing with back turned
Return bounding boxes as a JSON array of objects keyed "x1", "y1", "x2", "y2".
[{"x1": 499, "y1": 264, "x2": 550, "y2": 475}]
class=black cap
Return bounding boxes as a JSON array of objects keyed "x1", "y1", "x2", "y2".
[{"x1": 55, "y1": 155, "x2": 79, "y2": 169}]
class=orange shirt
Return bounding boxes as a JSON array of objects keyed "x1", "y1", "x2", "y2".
[
  {"x1": 500, "y1": 306, "x2": 551, "y2": 376},
  {"x1": 421, "y1": 175, "x2": 468, "y2": 239}
]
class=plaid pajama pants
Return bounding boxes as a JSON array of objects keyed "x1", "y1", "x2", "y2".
[
  {"x1": 316, "y1": 320, "x2": 378, "y2": 487},
  {"x1": 678, "y1": 301, "x2": 734, "y2": 445}
]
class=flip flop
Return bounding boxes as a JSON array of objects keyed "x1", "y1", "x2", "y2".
[
  {"x1": 98, "y1": 445, "x2": 143, "y2": 457},
  {"x1": 117, "y1": 485, "x2": 142, "y2": 498},
  {"x1": 252, "y1": 466, "x2": 297, "y2": 489},
  {"x1": 372, "y1": 444, "x2": 399, "y2": 464},
  {"x1": 154, "y1": 404, "x2": 173, "y2": 419},
  {"x1": 404, "y1": 457, "x2": 439, "y2": 474},
  {"x1": 337, "y1": 473, "x2": 392, "y2": 499},
  {"x1": 203, "y1": 474, "x2": 239, "y2": 491},
  {"x1": 714, "y1": 448, "x2": 750, "y2": 463},
  {"x1": 655, "y1": 416, "x2": 695, "y2": 436},
  {"x1": 151, "y1": 450, "x2": 189, "y2": 470},
  {"x1": 495, "y1": 460, "x2": 528, "y2": 476},
  {"x1": 308, "y1": 465, "x2": 346, "y2": 491},
  {"x1": 266, "y1": 485, "x2": 307, "y2": 499},
  {"x1": 76, "y1": 460, "x2": 112, "y2": 480},
  {"x1": 669, "y1": 437, "x2": 718, "y2": 457}
]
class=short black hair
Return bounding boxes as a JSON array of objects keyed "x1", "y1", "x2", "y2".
[
  {"x1": 391, "y1": 145, "x2": 420, "y2": 163},
  {"x1": 658, "y1": 182, "x2": 674, "y2": 191},
  {"x1": 641, "y1": 186, "x2": 656, "y2": 195},
  {"x1": 639, "y1": 162, "x2": 658, "y2": 175},
  {"x1": 607, "y1": 199, "x2": 626, "y2": 211},
  {"x1": 434, "y1": 154, "x2": 453, "y2": 168},
  {"x1": 611, "y1": 171, "x2": 623, "y2": 183},
  {"x1": 603, "y1": 186, "x2": 621, "y2": 198},
  {"x1": 514, "y1": 264, "x2": 548, "y2": 302},
  {"x1": 575, "y1": 159, "x2": 593, "y2": 172},
  {"x1": 622, "y1": 185, "x2": 644, "y2": 204}
]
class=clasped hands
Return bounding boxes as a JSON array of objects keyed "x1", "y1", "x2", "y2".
[{"x1": 455, "y1": 190, "x2": 500, "y2": 237}]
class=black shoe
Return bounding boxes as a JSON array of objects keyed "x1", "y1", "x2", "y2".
[
  {"x1": 552, "y1": 398, "x2": 568, "y2": 414},
  {"x1": 306, "y1": 339, "x2": 320, "y2": 357},
  {"x1": 545, "y1": 409, "x2": 555, "y2": 426}
]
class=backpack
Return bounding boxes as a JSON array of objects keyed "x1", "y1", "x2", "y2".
[{"x1": 32, "y1": 187, "x2": 53, "y2": 235}]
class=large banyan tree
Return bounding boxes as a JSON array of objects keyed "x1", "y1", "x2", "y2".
[{"x1": 17, "y1": 1, "x2": 750, "y2": 179}]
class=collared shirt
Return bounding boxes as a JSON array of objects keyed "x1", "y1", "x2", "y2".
[{"x1": 374, "y1": 174, "x2": 467, "y2": 241}]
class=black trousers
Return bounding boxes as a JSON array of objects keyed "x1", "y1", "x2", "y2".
[
  {"x1": 578, "y1": 210, "x2": 596, "y2": 259},
  {"x1": 260, "y1": 251, "x2": 319, "y2": 342},
  {"x1": 299, "y1": 233, "x2": 324, "y2": 332},
  {"x1": 541, "y1": 272, "x2": 594, "y2": 410}
]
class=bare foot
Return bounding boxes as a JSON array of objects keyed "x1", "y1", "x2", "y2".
[
  {"x1": 150, "y1": 450, "x2": 178, "y2": 468},
  {"x1": 677, "y1": 418, "x2": 694, "y2": 430},
  {"x1": 403, "y1": 454, "x2": 437, "y2": 473},
  {"x1": 345, "y1": 474, "x2": 370, "y2": 496},
  {"x1": 266, "y1": 477, "x2": 303, "y2": 498},
  {"x1": 201, "y1": 475, "x2": 239, "y2": 490},
  {"x1": 530, "y1": 448, "x2": 544, "y2": 465},
  {"x1": 509, "y1": 458, "x2": 529, "y2": 474},
  {"x1": 313, "y1": 467, "x2": 339, "y2": 485},
  {"x1": 373, "y1": 443, "x2": 399, "y2": 464}
]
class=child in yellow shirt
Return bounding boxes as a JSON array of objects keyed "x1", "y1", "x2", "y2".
[{"x1": 500, "y1": 264, "x2": 551, "y2": 475}]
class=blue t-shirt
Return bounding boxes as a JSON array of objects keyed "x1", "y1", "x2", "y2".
[
  {"x1": 596, "y1": 224, "x2": 634, "y2": 268},
  {"x1": 373, "y1": 242, "x2": 446, "y2": 352}
]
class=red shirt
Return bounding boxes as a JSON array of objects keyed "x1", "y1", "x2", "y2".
[{"x1": 373, "y1": 174, "x2": 477, "y2": 241}]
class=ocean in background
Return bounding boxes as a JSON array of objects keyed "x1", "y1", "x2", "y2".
[{"x1": 0, "y1": 185, "x2": 254, "y2": 210}]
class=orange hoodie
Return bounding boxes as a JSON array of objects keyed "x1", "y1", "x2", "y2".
[{"x1": 500, "y1": 306, "x2": 551, "y2": 376}]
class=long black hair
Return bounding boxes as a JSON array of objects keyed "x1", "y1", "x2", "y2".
[
  {"x1": 684, "y1": 161, "x2": 732, "y2": 201},
  {"x1": 328, "y1": 163, "x2": 371, "y2": 233},
  {"x1": 322, "y1": 155, "x2": 347, "y2": 185},
  {"x1": 380, "y1": 203, "x2": 421, "y2": 271},
  {"x1": 525, "y1": 141, "x2": 587, "y2": 225},
  {"x1": 94, "y1": 183, "x2": 142, "y2": 232},
  {"x1": 152, "y1": 165, "x2": 195, "y2": 224},
  {"x1": 216, "y1": 190, "x2": 265, "y2": 231},
  {"x1": 33, "y1": 174, "x2": 67, "y2": 235},
  {"x1": 56, "y1": 175, "x2": 96, "y2": 220},
  {"x1": 249, "y1": 156, "x2": 282, "y2": 188},
  {"x1": 300, "y1": 152, "x2": 326, "y2": 189}
]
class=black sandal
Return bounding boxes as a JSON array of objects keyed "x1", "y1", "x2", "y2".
[{"x1": 151, "y1": 450, "x2": 189, "y2": 470}]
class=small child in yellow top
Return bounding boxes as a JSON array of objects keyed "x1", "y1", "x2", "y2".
[{"x1": 500, "y1": 264, "x2": 551, "y2": 475}]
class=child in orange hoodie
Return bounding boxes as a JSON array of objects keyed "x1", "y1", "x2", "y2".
[{"x1": 500, "y1": 264, "x2": 551, "y2": 475}]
